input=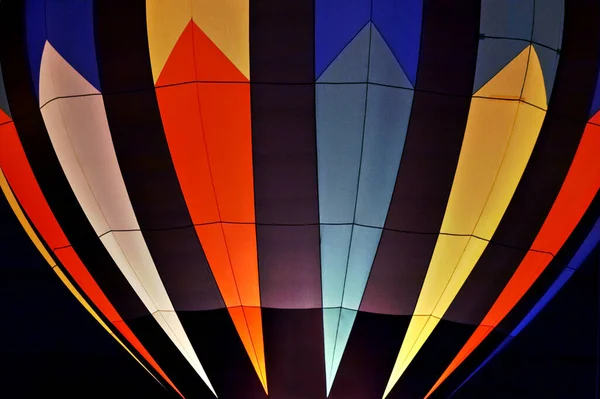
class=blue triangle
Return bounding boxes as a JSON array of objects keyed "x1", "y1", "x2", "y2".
[
  {"x1": 46, "y1": 0, "x2": 100, "y2": 91},
  {"x1": 533, "y1": 44, "x2": 559, "y2": 106},
  {"x1": 323, "y1": 307, "x2": 357, "y2": 395},
  {"x1": 590, "y1": 70, "x2": 600, "y2": 118},
  {"x1": 369, "y1": 26, "x2": 412, "y2": 88},
  {"x1": 371, "y1": 0, "x2": 422, "y2": 85},
  {"x1": 315, "y1": 0, "x2": 371, "y2": 79},
  {"x1": 473, "y1": 38, "x2": 528, "y2": 94},
  {"x1": 318, "y1": 23, "x2": 370, "y2": 83},
  {"x1": 0, "y1": 65, "x2": 11, "y2": 118}
]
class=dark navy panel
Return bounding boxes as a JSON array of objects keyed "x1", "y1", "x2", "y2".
[
  {"x1": 315, "y1": 0, "x2": 371, "y2": 78},
  {"x1": 371, "y1": 0, "x2": 423, "y2": 85},
  {"x1": 25, "y1": 0, "x2": 45, "y2": 97},
  {"x1": 46, "y1": 0, "x2": 100, "y2": 90}
]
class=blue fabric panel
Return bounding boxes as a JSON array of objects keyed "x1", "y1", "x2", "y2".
[
  {"x1": 473, "y1": 38, "x2": 528, "y2": 94},
  {"x1": 315, "y1": 0, "x2": 371, "y2": 79},
  {"x1": 323, "y1": 308, "x2": 358, "y2": 395},
  {"x1": 369, "y1": 25, "x2": 412, "y2": 88},
  {"x1": 590, "y1": 70, "x2": 600, "y2": 117},
  {"x1": 26, "y1": 0, "x2": 46, "y2": 97},
  {"x1": 533, "y1": 0, "x2": 564, "y2": 49},
  {"x1": 342, "y1": 225, "x2": 383, "y2": 310},
  {"x1": 480, "y1": 0, "x2": 534, "y2": 39},
  {"x1": 317, "y1": 84, "x2": 367, "y2": 224},
  {"x1": 354, "y1": 84, "x2": 413, "y2": 227},
  {"x1": 371, "y1": 0, "x2": 422, "y2": 85},
  {"x1": 46, "y1": 0, "x2": 100, "y2": 90},
  {"x1": 323, "y1": 306, "x2": 341, "y2": 392},
  {"x1": 321, "y1": 225, "x2": 353, "y2": 308}
]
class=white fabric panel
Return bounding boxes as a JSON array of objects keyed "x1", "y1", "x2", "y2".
[{"x1": 38, "y1": 42, "x2": 211, "y2": 388}]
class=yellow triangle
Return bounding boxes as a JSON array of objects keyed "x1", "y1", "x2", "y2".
[
  {"x1": 192, "y1": 0, "x2": 249, "y2": 79},
  {"x1": 146, "y1": 0, "x2": 192, "y2": 83},
  {"x1": 521, "y1": 46, "x2": 547, "y2": 109},
  {"x1": 475, "y1": 45, "x2": 547, "y2": 109}
]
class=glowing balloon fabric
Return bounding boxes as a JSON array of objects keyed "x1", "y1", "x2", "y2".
[{"x1": 0, "y1": 1, "x2": 599, "y2": 398}]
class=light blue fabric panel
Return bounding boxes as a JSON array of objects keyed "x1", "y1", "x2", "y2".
[
  {"x1": 369, "y1": 24, "x2": 413, "y2": 88},
  {"x1": 324, "y1": 307, "x2": 358, "y2": 395},
  {"x1": 480, "y1": 0, "x2": 534, "y2": 39},
  {"x1": 354, "y1": 83, "x2": 413, "y2": 227},
  {"x1": 533, "y1": 44, "x2": 559, "y2": 106},
  {"x1": 321, "y1": 224, "x2": 353, "y2": 308},
  {"x1": 533, "y1": 0, "x2": 563, "y2": 49},
  {"x1": 317, "y1": 23, "x2": 369, "y2": 308},
  {"x1": 317, "y1": 83, "x2": 367, "y2": 225},
  {"x1": 341, "y1": 226, "x2": 384, "y2": 310},
  {"x1": 323, "y1": 306, "x2": 341, "y2": 394}
]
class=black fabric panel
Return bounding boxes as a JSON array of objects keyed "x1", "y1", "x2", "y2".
[
  {"x1": 361, "y1": 0, "x2": 481, "y2": 313},
  {"x1": 93, "y1": 0, "x2": 223, "y2": 311},
  {"x1": 0, "y1": 0, "x2": 146, "y2": 320},
  {"x1": 0, "y1": 190, "x2": 172, "y2": 398},
  {"x1": 437, "y1": 250, "x2": 600, "y2": 399},
  {"x1": 442, "y1": 0, "x2": 600, "y2": 326},
  {"x1": 262, "y1": 308, "x2": 326, "y2": 399},
  {"x1": 249, "y1": 0, "x2": 315, "y2": 84},
  {"x1": 361, "y1": 231, "x2": 437, "y2": 314},
  {"x1": 328, "y1": 312, "x2": 409, "y2": 399},
  {"x1": 142, "y1": 228, "x2": 223, "y2": 310},
  {"x1": 250, "y1": 0, "x2": 322, "y2": 309},
  {"x1": 385, "y1": 320, "x2": 476, "y2": 399},
  {"x1": 444, "y1": 244, "x2": 529, "y2": 325},
  {"x1": 127, "y1": 315, "x2": 214, "y2": 399},
  {"x1": 429, "y1": 328, "x2": 509, "y2": 399},
  {"x1": 178, "y1": 309, "x2": 267, "y2": 399}
]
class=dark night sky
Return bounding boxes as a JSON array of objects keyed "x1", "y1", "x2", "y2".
[{"x1": 0, "y1": 185, "x2": 598, "y2": 398}]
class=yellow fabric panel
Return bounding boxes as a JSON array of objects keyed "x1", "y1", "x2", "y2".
[
  {"x1": 476, "y1": 45, "x2": 530, "y2": 100},
  {"x1": 146, "y1": 0, "x2": 192, "y2": 82},
  {"x1": 0, "y1": 168, "x2": 160, "y2": 385},
  {"x1": 383, "y1": 45, "x2": 547, "y2": 397},
  {"x1": 414, "y1": 236, "x2": 488, "y2": 317},
  {"x1": 191, "y1": 0, "x2": 249, "y2": 79},
  {"x1": 520, "y1": 47, "x2": 547, "y2": 110},
  {"x1": 441, "y1": 99, "x2": 520, "y2": 234},
  {"x1": 383, "y1": 316, "x2": 439, "y2": 398}
]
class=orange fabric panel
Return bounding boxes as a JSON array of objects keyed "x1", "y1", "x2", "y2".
[
  {"x1": 155, "y1": 21, "x2": 259, "y2": 306},
  {"x1": 243, "y1": 306, "x2": 267, "y2": 392},
  {"x1": 427, "y1": 116, "x2": 600, "y2": 396},
  {"x1": 0, "y1": 124, "x2": 181, "y2": 396},
  {"x1": 0, "y1": 123, "x2": 68, "y2": 249},
  {"x1": 228, "y1": 306, "x2": 267, "y2": 391},
  {"x1": 156, "y1": 21, "x2": 196, "y2": 86},
  {"x1": 195, "y1": 224, "x2": 240, "y2": 306}
]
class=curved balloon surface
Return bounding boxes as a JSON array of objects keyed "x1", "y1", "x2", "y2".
[{"x1": 0, "y1": 0, "x2": 599, "y2": 398}]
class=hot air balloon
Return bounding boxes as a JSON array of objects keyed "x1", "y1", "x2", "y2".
[{"x1": 0, "y1": 0, "x2": 599, "y2": 398}]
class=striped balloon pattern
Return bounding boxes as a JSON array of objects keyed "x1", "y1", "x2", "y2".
[{"x1": 0, "y1": 1, "x2": 599, "y2": 398}]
